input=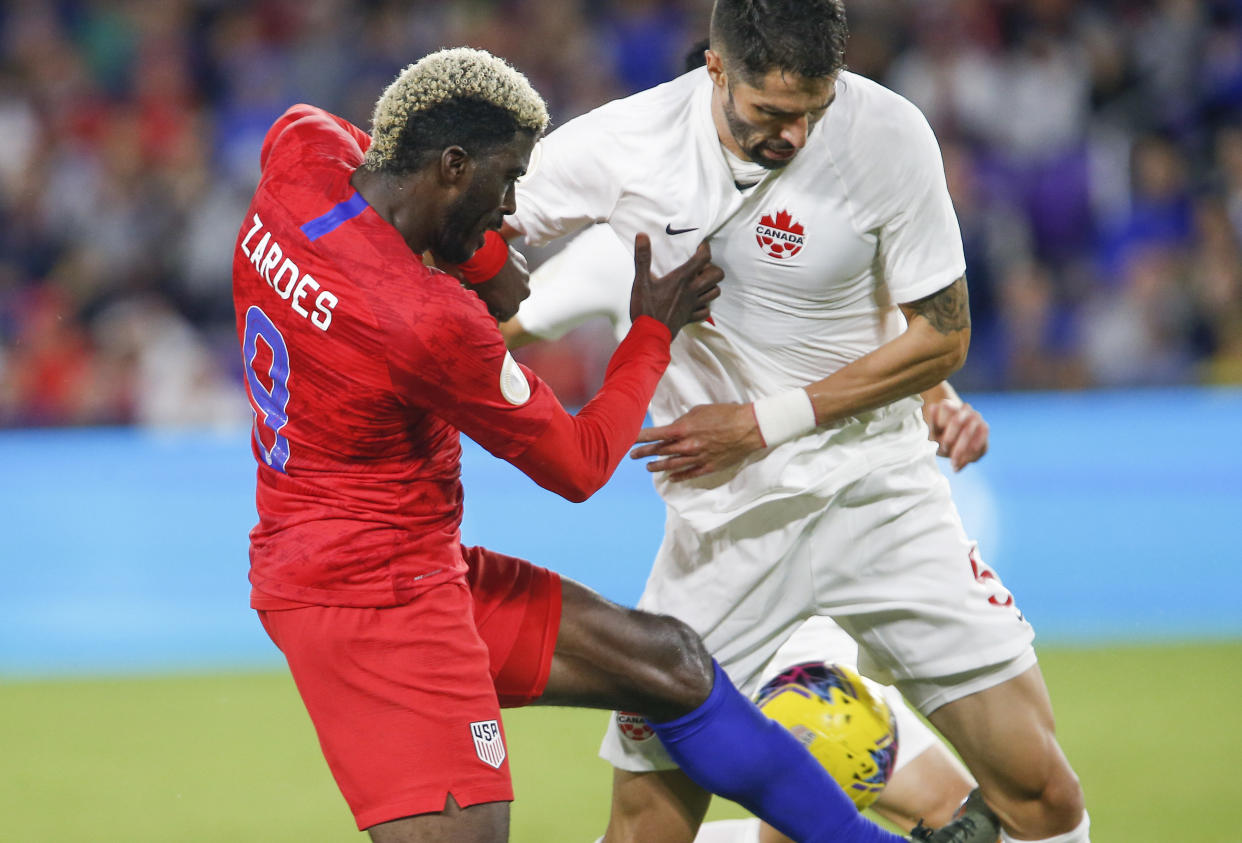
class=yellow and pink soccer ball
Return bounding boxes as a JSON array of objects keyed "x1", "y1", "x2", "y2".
[{"x1": 756, "y1": 661, "x2": 898, "y2": 810}]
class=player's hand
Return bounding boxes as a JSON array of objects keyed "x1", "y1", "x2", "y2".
[
  {"x1": 630, "y1": 402, "x2": 763, "y2": 481},
  {"x1": 924, "y1": 398, "x2": 989, "y2": 472},
  {"x1": 629, "y1": 234, "x2": 723, "y2": 338},
  {"x1": 469, "y1": 246, "x2": 530, "y2": 323}
]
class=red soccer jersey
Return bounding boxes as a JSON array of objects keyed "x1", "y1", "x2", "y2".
[{"x1": 233, "y1": 105, "x2": 670, "y2": 607}]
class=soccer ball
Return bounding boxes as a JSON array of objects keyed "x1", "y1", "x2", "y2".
[{"x1": 755, "y1": 661, "x2": 898, "y2": 810}]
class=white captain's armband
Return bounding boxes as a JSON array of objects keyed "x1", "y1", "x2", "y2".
[{"x1": 752, "y1": 388, "x2": 817, "y2": 448}]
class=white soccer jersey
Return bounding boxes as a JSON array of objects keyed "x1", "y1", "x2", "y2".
[{"x1": 512, "y1": 68, "x2": 967, "y2": 531}]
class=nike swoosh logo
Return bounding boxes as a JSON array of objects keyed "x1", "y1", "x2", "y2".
[{"x1": 665, "y1": 224, "x2": 698, "y2": 235}]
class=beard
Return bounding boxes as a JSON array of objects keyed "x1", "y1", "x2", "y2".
[
  {"x1": 433, "y1": 192, "x2": 491, "y2": 265},
  {"x1": 722, "y1": 92, "x2": 798, "y2": 171}
]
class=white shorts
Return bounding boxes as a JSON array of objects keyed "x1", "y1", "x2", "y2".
[{"x1": 600, "y1": 451, "x2": 1035, "y2": 773}]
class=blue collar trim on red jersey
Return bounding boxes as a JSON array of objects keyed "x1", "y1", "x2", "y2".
[{"x1": 300, "y1": 190, "x2": 370, "y2": 242}]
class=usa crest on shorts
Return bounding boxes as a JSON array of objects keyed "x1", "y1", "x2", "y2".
[{"x1": 470, "y1": 719, "x2": 506, "y2": 768}]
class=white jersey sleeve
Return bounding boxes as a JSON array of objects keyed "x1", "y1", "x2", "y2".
[
  {"x1": 518, "y1": 224, "x2": 633, "y2": 343},
  {"x1": 512, "y1": 113, "x2": 625, "y2": 247}
]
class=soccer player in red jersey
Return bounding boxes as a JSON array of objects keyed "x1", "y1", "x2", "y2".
[{"x1": 233, "y1": 48, "x2": 972, "y2": 843}]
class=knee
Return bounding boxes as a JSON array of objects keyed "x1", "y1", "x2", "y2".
[
  {"x1": 624, "y1": 611, "x2": 714, "y2": 720},
  {"x1": 1018, "y1": 738, "x2": 1083, "y2": 815},
  {"x1": 994, "y1": 747, "x2": 1085, "y2": 836},
  {"x1": 1040, "y1": 762, "x2": 1085, "y2": 826},
  {"x1": 657, "y1": 614, "x2": 715, "y2": 696}
]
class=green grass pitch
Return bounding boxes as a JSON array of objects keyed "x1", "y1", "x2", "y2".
[{"x1": 3, "y1": 641, "x2": 1239, "y2": 841}]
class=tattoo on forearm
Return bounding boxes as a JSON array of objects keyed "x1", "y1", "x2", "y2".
[{"x1": 908, "y1": 276, "x2": 970, "y2": 336}]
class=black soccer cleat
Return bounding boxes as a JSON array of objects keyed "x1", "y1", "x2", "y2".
[{"x1": 907, "y1": 788, "x2": 1001, "y2": 843}]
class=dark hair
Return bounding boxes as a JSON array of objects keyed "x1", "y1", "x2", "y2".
[
  {"x1": 370, "y1": 98, "x2": 533, "y2": 176},
  {"x1": 709, "y1": 0, "x2": 848, "y2": 83}
]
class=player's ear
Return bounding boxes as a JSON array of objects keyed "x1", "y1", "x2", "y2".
[
  {"x1": 704, "y1": 49, "x2": 727, "y2": 88},
  {"x1": 439, "y1": 145, "x2": 472, "y2": 185}
]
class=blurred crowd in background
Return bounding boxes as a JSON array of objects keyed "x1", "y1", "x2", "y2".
[{"x1": 1, "y1": 0, "x2": 1241, "y2": 427}]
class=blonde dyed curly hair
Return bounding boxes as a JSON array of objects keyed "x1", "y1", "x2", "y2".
[{"x1": 364, "y1": 47, "x2": 549, "y2": 173}]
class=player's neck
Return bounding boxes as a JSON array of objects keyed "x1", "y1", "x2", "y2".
[
  {"x1": 710, "y1": 90, "x2": 750, "y2": 162},
  {"x1": 351, "y1": 166, "x2": 437, "y2": 254}
]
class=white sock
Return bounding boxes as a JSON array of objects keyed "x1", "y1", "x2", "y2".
[
  {"x1": 693, "y1": 818, "x2": 762, "y2": 843},
  {"x1": 1000, "y1": 811, "x2": 1090, "y2": 843}
]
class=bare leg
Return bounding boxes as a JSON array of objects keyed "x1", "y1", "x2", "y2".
[
  {"x1": 871, "y1": 743, "x2": 975, "y2": 831},
  {"x1": 367, "y1": 795, "x2": 509, "y2": 843},
  {"x1": 534, "y1": 578, "x2": 715, "y2": 720},
  {"x1": 607, "y1": 768, "x2": 712, "y2": 843},
  {"x1": 928, "y1": 664, "x2": 1084, "y2": 839}
]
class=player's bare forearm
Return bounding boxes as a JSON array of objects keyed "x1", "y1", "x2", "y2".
[
  {"x1": 632, "y1": 278, "x2": 970, "y2": 481},
  {"x1": 804, "y1": 276, "x2": 970, "y2": 427},
  {"x1": 517, "y1": 317, "x2": 672, "y2": 501},
  {"x1": 633, "y1": 349, "x2": 960, "y2": 478}
]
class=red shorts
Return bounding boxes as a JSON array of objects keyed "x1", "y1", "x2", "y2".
[{"x1": 257, "y1": 546, "x2": 562, "y2": 830}]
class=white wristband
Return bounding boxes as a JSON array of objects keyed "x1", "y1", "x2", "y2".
[{"x1": 752, "y1": 388, "x2": 817, "y2": 448}]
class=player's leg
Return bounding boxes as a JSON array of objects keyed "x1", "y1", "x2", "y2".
[
  {"x1": 871, "y1": 743, "x2": 974, "y2": 831},
  {"x1": 462, "y1": 545, "x2": 914, "y2": 843},
  {"x1": 466, "y1": 544, "x2": 713, "y2": 842},
  {"x1": 258, "y1": 580, "x2": 513, "y2": 842},
  {"x1": 825, "y1": 455, "x2": 1088, "y2": 843},
  {"x1": 536, "y1": 571, "x2": 715, "y2": 717},
  {"x1": 593, "y1": 505, "x2": 828, "y2": 843},
  {"x1": 554, "y1": 581, "x2": 998, "y2": 843},
  {"x1": 609, "y1": 767, "x2": 713, "y2": 843},
  {"x1": 868, "y1": 663, "x2": 975, "y2": 831},
  {"x1": 547, "y1": 576, "x2": 913, "y2": 843},
  {"x1": 925, "y1": 663, "x2": 1088, "y2": 842},
  {"x1": 368, "y1": 796, "x2": 509, "y2": 843}
]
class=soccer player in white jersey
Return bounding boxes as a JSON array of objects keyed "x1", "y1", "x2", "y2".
[
  {"x1": 503, "y1": 223, "x2": 981, "y2": 840},
  {"x1": 493, "y1": 2, "x2": 1090, "y2": 842}
]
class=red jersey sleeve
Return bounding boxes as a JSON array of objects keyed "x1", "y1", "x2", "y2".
[
  {"x1": 513, "y1": 317, "x2": 670, "y2": 501},
  {"x1": 382, "y1": 278, "x2": 670, "y2": 502}
]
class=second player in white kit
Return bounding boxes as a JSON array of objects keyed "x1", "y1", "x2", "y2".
[
  {"x1": 499, "y1": 3, "x2": 1090, "y2": 840},
  {"x1": 511, "y1": 64, "x2": 1033, "y2": 720}
]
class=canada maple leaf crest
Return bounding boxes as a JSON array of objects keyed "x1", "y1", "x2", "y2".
[
  {"x1": 755, "y1": 209, "x2": 805, "y2": 259},
  {"x1": 616, "y1": 711, "x2": 655, "y2": 741}
]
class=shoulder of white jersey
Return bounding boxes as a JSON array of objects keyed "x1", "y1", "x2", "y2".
[
  {"x1": 831, "y1": 71, "x2": 935, "y2": 147},
  {"x1": 818, "y1": 70, "x2": 946, "y2": 200}
]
